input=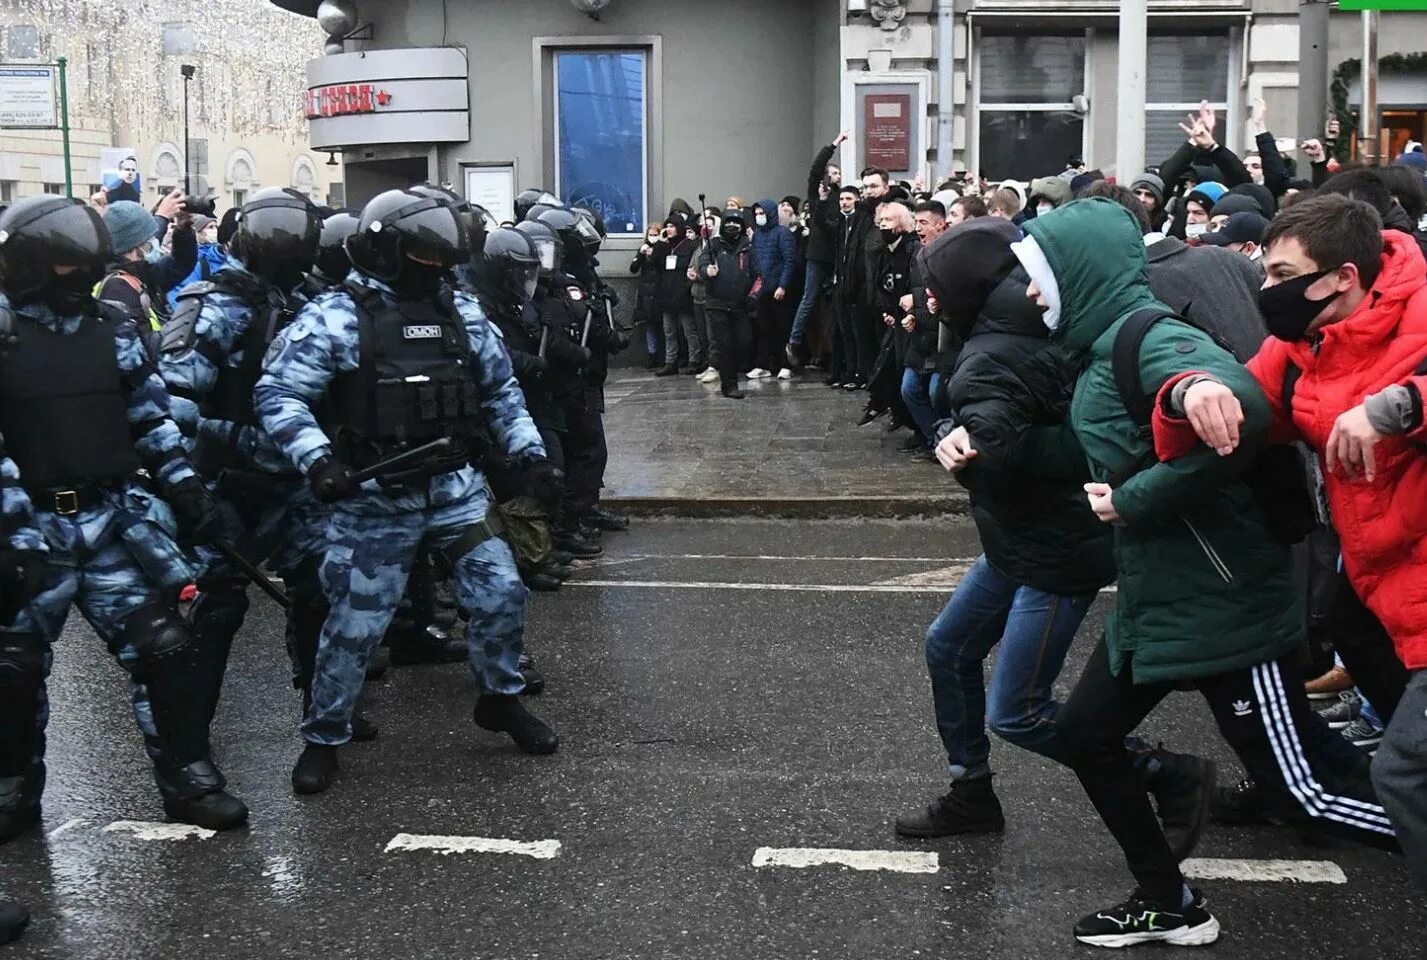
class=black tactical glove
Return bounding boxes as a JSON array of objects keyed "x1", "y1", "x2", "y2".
[
  {"x1": 520, "y1": 457, "x2": 564, "y2": 513},
  {"x1": 611, "y1": 330, "x2": 631, "y2": 353},
  {"x1": 166, "y1": 477, "x2": 222, "y2": 546},
  {"x1": 0, "y1": 548, "x2": 47, "y2": 623},
  {"x1": 309, "y1": 455, "x2": 361, "y2": 503}
]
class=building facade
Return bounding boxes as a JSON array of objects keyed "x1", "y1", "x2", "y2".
[
  {"x1": 0, "y1": 0, "x2": 336, "y2": 212},
  {"x1": 273, "y1": 0, "x2": 1427, "y2": 255}
]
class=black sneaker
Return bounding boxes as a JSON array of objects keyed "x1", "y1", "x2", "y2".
[
  {"x1": 1141, "y1": 749, "x2": 1216, "y2": 862},
  {"x1": 1317, "y1": 690, "x2": 1363, "y2": 730},
  {"x1": 655, "y1": 365, "x2": 679, "y2": 377},
  {"x1": 0, "y1": 899, "x2": 28, "y2": 945},
  {"x1": 894, "y1": 777, "x2": 1005, "y2": 838},
  {"x1": 722, "y1": 386, "x2": 746, "y2": 400},
  {"x1": 473, "y1": 695, "x2": 559, "y2": 754},
  {"x1": 1209, "y1": 777, "x2": 1284, "y2": 827},
  {"x1": 292, "y1": 744, "x2": 339, "y2": 795},
  {"x1": 1074, "y1": 889, "x2": 1219, "y2": 948}
]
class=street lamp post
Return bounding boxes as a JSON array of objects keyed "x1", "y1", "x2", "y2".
[{"x1": 181, "y1": 64, "x2": 197, "y2": 195}]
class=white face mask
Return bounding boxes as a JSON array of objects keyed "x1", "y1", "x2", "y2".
[
  {"x1": 755, "y1": 214, "x2": 768, "y2": 227},
  {"x1": 1036, "y1": 202, "x2": 1054, "y2": 217},
  {"x1": 1185, "y1": 223, "x2": 1209, "y2": 239}
]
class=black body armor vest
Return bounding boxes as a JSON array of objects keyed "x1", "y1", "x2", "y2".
[
  {"x1": 207, "y1": 272, "x2": 288, "y2": 426},
  {"x1": 322, "y1": 284, "x2": 481, "y2": 476},
  {"x1": 0, "y1": 307, "x2": 140, "y2": 490}
]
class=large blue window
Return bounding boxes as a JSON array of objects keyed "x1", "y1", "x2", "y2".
[{"x1": 554, "y1": 50, "x2": 646, "y2": 236}]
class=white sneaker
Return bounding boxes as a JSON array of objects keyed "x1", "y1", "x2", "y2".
[
  {"x1": 776, "y1": 367, "x2": 794, "y2": 380},
  {"x1": 698, "y1": 368, "x2": 720, "y2": 384},
  {"x1": 747, "y1": 368, "x2": 770, "y2": 379}
]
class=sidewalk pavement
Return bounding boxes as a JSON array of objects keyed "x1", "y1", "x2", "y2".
[{"x1": 598, "y1": 370, "x2": 968, "y2": 517}]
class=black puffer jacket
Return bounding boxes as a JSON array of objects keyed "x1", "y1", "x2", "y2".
[
  {"x1": 805, "y1": 143, "x2": 841, "y2": 264},
  {"x1": 944, "y1": 267, "x2": 1115, "y2": 596}
]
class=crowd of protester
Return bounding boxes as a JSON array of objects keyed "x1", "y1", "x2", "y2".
[{"x1": 879, "y1": 99, "x2": 1427, "y2": 948}]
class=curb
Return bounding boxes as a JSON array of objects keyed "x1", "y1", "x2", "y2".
[{"x1": 598, "y1": 495, "x2": 971, "y2": 520}]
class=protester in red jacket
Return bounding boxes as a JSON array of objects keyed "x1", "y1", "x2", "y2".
[{"x1": 1153, "y1": 194, "x2": 1427, "y2": 891}]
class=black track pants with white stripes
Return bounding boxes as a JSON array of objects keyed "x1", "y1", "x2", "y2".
[{"x1": 1056, "y1": 639, "x2": 1398, "y2": 906}]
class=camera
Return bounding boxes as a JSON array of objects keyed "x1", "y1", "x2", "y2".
[{"x1": 182, "y1": 195, "x2": 217, "y2": 217}]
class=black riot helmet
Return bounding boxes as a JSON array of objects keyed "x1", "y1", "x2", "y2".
[
  {"x1": 513, "y1": 220, "x2": 562, "y2": 279},
  {"x1": 523, "y1": 202, "x2": 560, "y2": 224},
  {"x1": 407, "y1": 182, "x2": 492, "y2": 266},
  {"x1": 346, "y1": 189, "x2": 469, "y2": 296},
  {"x1": 314, "y1": 209, "x2": 359, "y2": 282},
  {"x1": 230, "y1": 187, "x2": 322, "y2": 288},
  {"x1": 572, "y1": 205, "x2": 607, "y2": 249},
  {"x1": 514, "y1": 187, "x2": 563, "y2": 222},
  {"x1": 0, "y1": 195, "x2": 112, "y2": 313},
  {"x1": 538, "y1": 207, "x2": 602, "y2": 262},
  {"x1": 483, "y1": 227, "x2": 542, "y2": 307}
]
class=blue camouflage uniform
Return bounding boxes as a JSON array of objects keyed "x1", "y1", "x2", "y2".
[
  {"x1": 0, "y1": 295, "x2": 205, "y2": 816},
  {"x1": 161, "y1": 260, "x2": 333, "y2": 690},
  {"x1": 255, "y1": 272, "x2": 545, "y2": 746}
]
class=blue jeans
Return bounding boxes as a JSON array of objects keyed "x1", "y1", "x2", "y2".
[
  {"x1": 928, "y1": 371, "x2": 948, "y2": 420},
  {"x1": 789, "y1": 259, "x2": 828, "y2": 346},
  {"x1": 924, "y1": 555, "x2": 1097, "y2": 780},
  {"x1": 901, "y1": 367, "x2": 937, "y2": 440}
]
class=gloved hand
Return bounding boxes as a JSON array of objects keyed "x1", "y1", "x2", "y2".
[
  {"x1": 0, "y1": 548, "x2": 47, "y2": 622},
  {"x1": 520, "y1": 457, "x2": 564, "y2": 513},
  {"x1": 309, "y1": 455, "x2": 360, "y2": 503},
  {"x1": 167, "y1": 477, "x2": 222, "y2": 546}
]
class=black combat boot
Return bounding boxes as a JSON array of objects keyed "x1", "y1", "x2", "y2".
[
  {"x1": 0, "y1": 900, "x2": 28, "y2": 945},
  {"x1": 548, "y1": 548, "x2": 576, "y2": 566},
  {"x1": 524, "y1": 571, "x2": 562, "y2": 592},
  {"x1": 473, "y1": 695, "x2": 558, "y2": 755},
  {"x1": 519, "y1": 654, "x2": 545, "y2": 695},
  {"x1": 1134, "y1": 745, "x2": 1216, "y2": 861},
  {"x1": 158, "y1": 761, "x2": 249, "y2": 831},
  {"x1": 895, "y1": 777, "x2": 1006, "y2": 838},
  {"x1": 364, "y1": 646, "x2": 391, "y2": 681},
  {"x1": 292, "y1": 744, "x2": 339, "y2": 795},
  {"x1": 387, "y1": 622, "x2": 467, "y2": 666},
  {"x1": 553, "y1": 529, "x2": 603, "y2": 558},
  {"x1": 588, "y1": 505, "x2": 630, "y2": 531}
]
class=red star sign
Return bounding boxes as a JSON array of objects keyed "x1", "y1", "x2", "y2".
[{"x1": 375, "y1": 89, "x2": 392, "y2": 107}]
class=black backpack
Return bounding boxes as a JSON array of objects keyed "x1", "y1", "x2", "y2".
[{"x1": 1111, "y1": 307, "x2": 1318, "y2": 545}]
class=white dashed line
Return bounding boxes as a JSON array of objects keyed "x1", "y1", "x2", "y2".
[
  {"x1": 1181, "y1": 858, "x2": 1347, "y2": 884},
  {"x1": 751, "y1": 846, "x2": 939, "y2": 874},
  {"x1": 384, "y1": 834, "x2": 562, "y2": 859},
  {"x1": 47, "y1": 818, "x2": 87, "y2": 839},
  {"x1": 102, "y1": 821, "x2": 216, "y2": 841}
]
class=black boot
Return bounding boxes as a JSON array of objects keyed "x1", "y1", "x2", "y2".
[
  {"x1": 588, "y1": 505, "x2": 630, "y2": 531},
  {"x1": 519, "y1": 654, "x2": 545, "y2": 695},
  {"x1": 292, "y1": 744, "x2": 339, "y2": 795},
  {"x1": 473, "y1": 695, "x2": 558, "y2": 754},
  {"x1": 364, "y1": 646, "x2": 391, "y2": 682},
  {"x1": 387, "y1": 624, "x2": 466, "y2": 666},
  {"x1": 722, "y1": 383, "x2": 746, "y2": 400},
  {"x1": 350, "y1": 712, "x2": 380, "y2": 743},
  {"x1": 543, "y1": 560, "x2": 572, "y2": 582},
  {"x1": 0, "y1": 779, "x2": 39, "y2": 845},
  {"x1": 158, "y1": 761, "x2": 249, "y2": 831},
  {"x1": 655, "y1": 364, "x2": 679, "y2": 377},
  {"x1": 525, "y1": 571, "x2": 562, "y2": 592},
  {"x1": 0, "y1": 900, "x2": 28, "y2": 945},
  {"x1": 549, "y1": 548, "x2": 575, "y2": 566},
  {"x1": 553, "y1": 530, "x2": 603, "y2": 558},
  {"x1": 1136, "y1": 746, "x2": 1216, "y2": 861},
  {"x1": 895, "y1": 777, "x2": 1006, "y2": 838}
]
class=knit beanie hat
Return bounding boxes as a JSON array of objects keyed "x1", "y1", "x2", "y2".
[
  {"x1": 104, "y1": 201, "x2": 158, "y2": 256},
  {"x1": 1129, "y1": 173, "x2": 1166, "y2": 206},
  {"x1": 1185, "y1": 181, "x2": 1228, "y2": 213},
  {"x1": 1227, "y1": 182, "x2": 1277, "y2": 218}
]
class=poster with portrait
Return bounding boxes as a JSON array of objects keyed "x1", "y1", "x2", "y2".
[{"x1": 100, "y1": 147, "x2": 141, "y2": 204}]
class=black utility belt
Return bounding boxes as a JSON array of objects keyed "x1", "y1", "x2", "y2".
[{"x1": 25, "y1": 482, "x2": 117, "y2": 516}]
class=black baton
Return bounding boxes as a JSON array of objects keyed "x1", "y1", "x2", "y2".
[
  {"x1": 349, "y1": 437, "x2": 455, "y2": 484},
  {"x1": 211, "y1": 540, "x2": 290, "y2": 610}
]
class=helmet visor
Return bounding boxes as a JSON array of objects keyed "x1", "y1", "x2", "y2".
[
  {"x1": 393, "y1": 203, "x2": 469, "y2": 268},
  {"x1": 533, "y1": 238, "x2": 557, "y2": 272}
]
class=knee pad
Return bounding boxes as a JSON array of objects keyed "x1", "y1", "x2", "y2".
[{"x1": 121, "y1": 603, "x2": 192, "y2": 661}]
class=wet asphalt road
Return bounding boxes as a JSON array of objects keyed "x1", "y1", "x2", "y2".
[{"x1": 3, "y1": 518, "x2": 1422, "y2": 959}]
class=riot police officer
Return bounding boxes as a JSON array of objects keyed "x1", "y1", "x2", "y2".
[
  {"x1": 161, "y1": 188, "x2": 367, "y2": 740},
  {"x1": 0, "y1": 195, "x2": 247, "y2": 835},
  {"x1": 299, "y1": 208, "x2": 359, "y2": 301},
  {"x1": 514, "y1": 187, "x2": 563, "y2": 223},
  {"x1": 255, "y1": 189, "x2": 562, "y2": 795},
  {"x1": 534, "y1": 208, "x2": 631, "y2": 541}
]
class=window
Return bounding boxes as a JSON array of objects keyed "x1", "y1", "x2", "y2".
[
  {"x1": 163, "y1": 22, "x2": 193, "y2": 56},
  {"x1": 0, "y1": 182, "x2": 14, "y2": 203},
  {"x1": 553, "y1": 49, "x2": 647, "y2": 235},
  {"x1": 6, "y1": 25, "x2": 40, "y2": 59},
  {"x1": 977, "y1": 34, "x2": 1086, "y2": 181},
  {"x1": 1145, "y1": 34, "x2": 1230, "y2": 165},
  {"x1": 232, "y1": 188, "x2": 247, "y2": 209},
  {"x1": 42, "y1": 182, "x2": 64, "y2": 195}
]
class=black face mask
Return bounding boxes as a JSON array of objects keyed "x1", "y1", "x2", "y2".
[
  {"x1": 880, "y1": 228, "x2": 900, "y2": 246},
  {"x1": 1258, "y1": 268, "x2": 1342, "y2": 342},
  {"x1": 720, "y1": 226, "x2": 743, "y2": 245},
  {"x1": 392, "y1": 260, "x2": 449, "y2": 300}
]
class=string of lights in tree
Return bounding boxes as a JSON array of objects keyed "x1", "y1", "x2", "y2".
[{"x1": 6, "y1": 0, "x2": 324, "y2": 139}]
